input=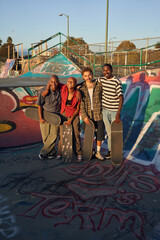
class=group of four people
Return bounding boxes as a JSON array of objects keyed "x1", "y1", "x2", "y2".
[{"x1": 36, "y1": 63, "x2": 124, "y2": 162}]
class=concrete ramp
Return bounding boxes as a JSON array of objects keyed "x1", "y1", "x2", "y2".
[
  {"x1": 0, "y1": 68, "x2": 160, "y2": 240},
  {"x1": 21, "y1": 52, "x2": 82, "y2": 78},
  {"x1": 0, "y1": 67, "x2": 160, "y2": 169},
  {"x1": 0, "y1": 59, "x2": 15, "y2": 78},
  {"x1": 120, "y1": 68, "x2": 160, "y2": 170}
]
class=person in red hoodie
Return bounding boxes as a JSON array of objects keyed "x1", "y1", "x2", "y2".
[{"x1": 57, "y1": 77, "x2": 82, "y2": 162}]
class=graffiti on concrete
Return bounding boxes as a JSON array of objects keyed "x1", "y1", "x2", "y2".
[
  {"x1": 22, "y1": 53, "x2": 82, "y2": 78},
  {"x1": 0, "y1": 160, "x2": 158, "y2": 239},
  {"x1": 120, "y1": 69, "x2": 160, "y2": 168},
  {"x1": 0, "y1": 59, "x2": 15, "y2": 78},
  {"x1": 1, "y1": 68, "x2": 160, "y2": 167},
  {"x1": 0, "y1": 193, "x2": 19, "y2": 238},
  {"x1": 0, "y1": 86, "x2": 41, "y2": 148}
]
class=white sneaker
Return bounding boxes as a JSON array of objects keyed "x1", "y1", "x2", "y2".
[
  {"x1": 56, "y1": 154, "x2": 62, "y2": 160},
  {"x1": 95, "y1": 151, "x2": 104, "y2": 161},
  {"x1": 39, "y1": 153, "x2": 46, "y2": 160},
  {"x1": 77, "y1": 155, "x2": 82, "y2": 162}
]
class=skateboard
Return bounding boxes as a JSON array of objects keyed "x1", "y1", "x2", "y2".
[
  {"x1": 61, "y1": 123, "x2": 73, "y2": 162},
  {"x1": 25, "y1": 107, "x2": 61, "y2": 126},
  {"x1": 111, "y1": 120, "x2": 123, "y2": 165},
  {"x1": 83, "y1": 120, "x2": 95, "y2": 161}
]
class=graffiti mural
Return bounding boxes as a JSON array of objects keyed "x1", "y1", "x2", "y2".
[
  {"x1": 0, "y1": 193, "x2": 19, "y2": 238},
  {"x1": 0, "y1": 86, "x2": 41, "y2": 148},
  {"x1": 21, "y1": 53, "x2": 82, "y2": 78},
  {"x1": 0, "y1": 67, "x2": 160, "y2": 239},
  {"x1": 0, "y1": 59, "x2": 15, "y2": 78},
  {"x1": 120, "y1": 68, "x2": 160, "y2": 169},
  {"x1": 0, "y1": 159, "x2": 160, "y2": 239},
  {"x1": 0, "y1": 67, "x2": 160, "y2": 165}
]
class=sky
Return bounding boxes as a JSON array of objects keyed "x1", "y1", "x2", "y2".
[{"x1": 0, "y1": 0, "x2": 160, "y2": 52}]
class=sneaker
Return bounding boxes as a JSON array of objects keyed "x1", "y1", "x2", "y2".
[
  {"x1": 47, "y1": 151, "x2": 56, "y2": 159},
  {"x1": 48, "y1": 149, "x2": 56, "y2": 159},
  {"x1": 48, "y1": 153, "x2": 56, "y2": 159},
  {"x1": 105, "y1": 151, "x2": 111, "y2": 159},
  {"x1": 39, "y1": 153, "x2": 46, "y2": 160},
  {"x1": 77, "y1": 155, "x2": 82, "y2": 162},
  {"x1": 95, "y1": 151, "x2": 104, "y2": 161},
  {"x1": 56, "y1": 154, "x2": 62, "y2": 160}
]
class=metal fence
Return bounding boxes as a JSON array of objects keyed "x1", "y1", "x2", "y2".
[{"x1": 27, "y1": 33, "x2": 160, "y2": 78}]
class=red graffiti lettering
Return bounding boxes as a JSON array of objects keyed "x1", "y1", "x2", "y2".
[
  {"x1": 130, "y1": 174, "x2": 160, "y2": 192},
  {"x1": 98, "y1": 208, "x2": 145, "y2": 239}
]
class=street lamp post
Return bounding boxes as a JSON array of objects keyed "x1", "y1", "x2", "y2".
[
  {"x1": 105, "y1": 0, "x2": 109, "y2": 62},
  {"x1": 59, "y1": 13, "x2": 69, "y2": 53}
]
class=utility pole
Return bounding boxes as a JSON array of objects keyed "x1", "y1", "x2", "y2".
[{"x1": 105, "y1": 0, "x2": 109, "y2": 62}]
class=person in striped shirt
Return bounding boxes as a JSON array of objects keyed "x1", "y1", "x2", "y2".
[{"x1": 98, "y1": 63, "x2": 123, "y2": 159}]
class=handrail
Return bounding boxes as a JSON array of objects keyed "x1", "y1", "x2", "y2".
[
  {"x1": 28, "y1": 32, "x2": 61, "y2": 51},
  {"x1": 27, "y1": 32, "x2": 93, "y2": 71},
  {"x1": 61, "y1": 43, "x2": 93, "y2": 65},
  {"x1": 29, "y1": 43, "x2": 60, "y2": 60},
  {"x1": 27, "y1": 32, "x2": 160, "y2": 75}
]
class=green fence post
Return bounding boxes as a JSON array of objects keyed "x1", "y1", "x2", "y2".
[
  {"x1": 28, "y1": 49, "x2": 30, "y2": 71},
  {"x1": 59, "y1": 33, "x2": 61, "y2": 52},
  {"x1": 93, "y1": 53, "x2": 96, "y2": 77},
  {"x1": 140, "y1": 48, "x2": 143, "y2": 70}
]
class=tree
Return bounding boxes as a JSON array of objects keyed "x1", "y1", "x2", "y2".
[
  {"x1": 62, "y1": 36, "x2": 90, "y2": 67},
  {"x1": 62, "y1": 36, "x2": 89, "y2": 54},
  {"x1": 0, "y1": 39, "x2": 2, "y2": 47},
  {"x1": 63, "y1": 37, "x2": 88, "y2": 46},
  {"x1": 114, "y1": 41, "x2": 138, "y2": 66},
  {"x1": 116, "y1": 40, "x2": 136, "y2": 51},
  {"x1": 0, "y1": 36, "x2": 15, "y2": 59},
  {"x1": 155, "y1": 42, "x2": 160, "y2": 49},
  {"x1": 7, "y1": 36, "x2": 13, "y2": 44}
]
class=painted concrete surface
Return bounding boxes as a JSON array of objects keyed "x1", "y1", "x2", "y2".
[
  {"x1": 0, "y1": 59, "x2": 15, "y2": 78},
  {"x1": 21, "y1": 52, "x2": 82, "y2": 78},
  {"x1": 120, "y1": 68, "x2": 160, "y2": 171},
  {"x1": 0, "y1": 146, "x2": 160, "y2": 240},
  {"x1": 0, "y1": 67, "x2": 160, "y2": 165},
  {"x1": 0, "y1": 67, "x2": 160, "y2": 239}
]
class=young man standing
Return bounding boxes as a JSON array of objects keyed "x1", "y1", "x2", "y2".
[
  {"x1": 98, "y1": 64, "x2": 123, "y2": 159},
  {"x1": 80, "y1": 67, "x2": 104, "y2": 160},
  {"x1": 37, "y1": 75, "x2": 61, "y2": 160}
]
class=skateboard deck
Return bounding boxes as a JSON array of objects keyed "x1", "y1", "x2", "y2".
[
  {"x1": 111, "y1": 120, "x2": 123, "y2": 165},
  {"x1": 25, "y1": 107, "x2": 61, "y2": 126},
  {"x1": 83, "y1": 120, "x2": 95, "y2": 161},
  {"x1": 61, "y1": 123, "x2": 73, "y2": 162}
]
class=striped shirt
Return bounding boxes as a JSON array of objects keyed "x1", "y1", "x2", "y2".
[{"x1": 98, "y1": 76, "x2": 123, "y2": 111}]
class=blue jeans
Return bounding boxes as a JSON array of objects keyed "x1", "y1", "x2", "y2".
[{"x1": 103, "y1": 109, "x2": 117, "y2": 151}]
